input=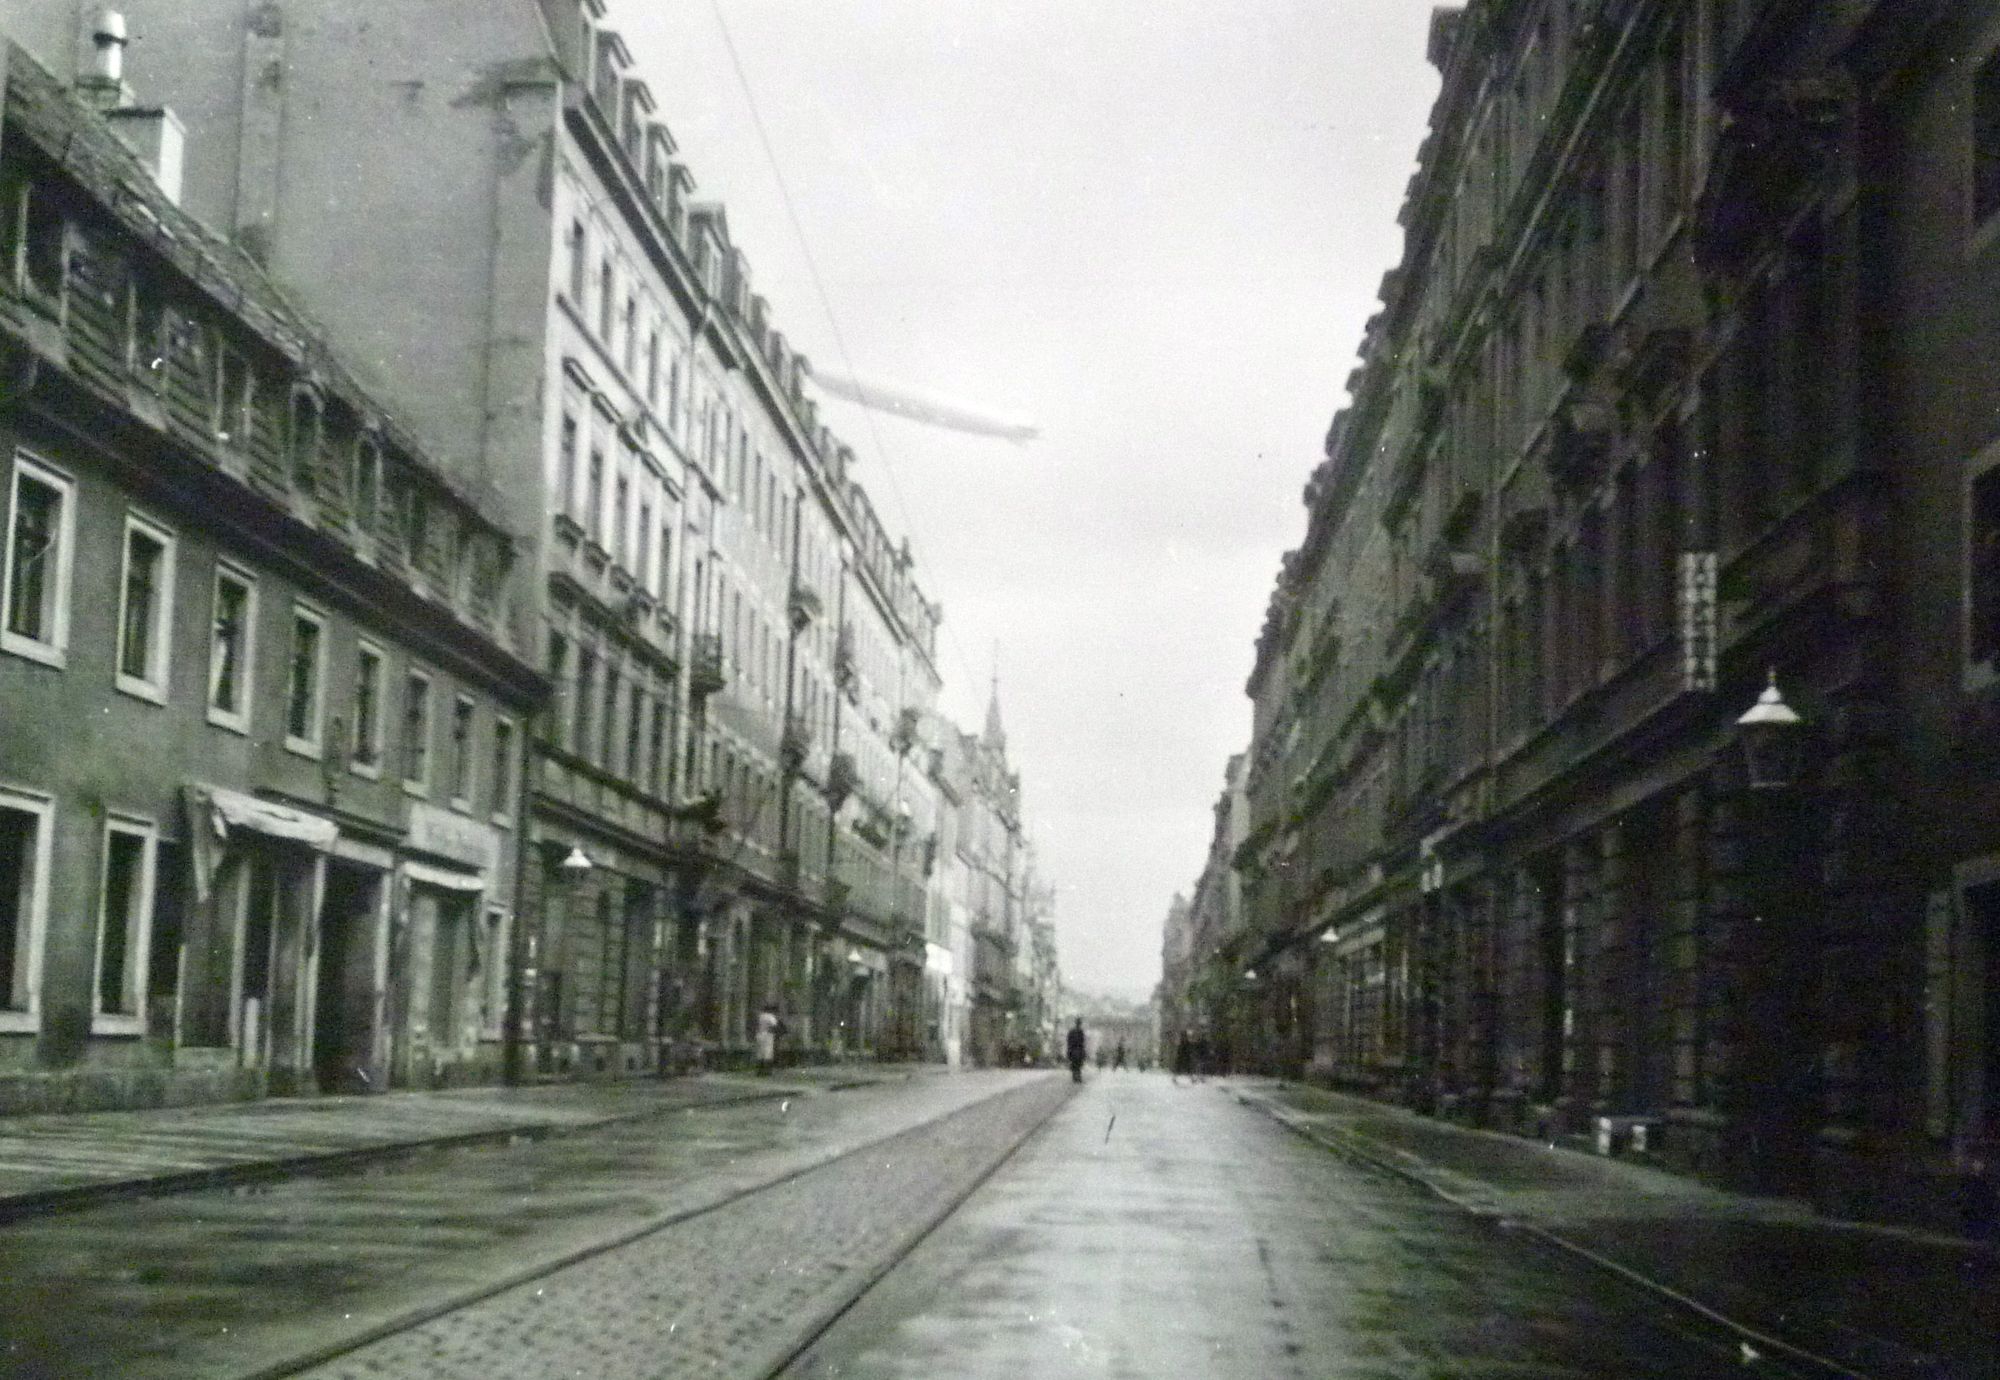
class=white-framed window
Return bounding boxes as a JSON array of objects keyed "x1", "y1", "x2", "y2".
[
  {"x1": 284, "y1": 604, "x2": 327, "y2": 756},
  {"x1": 490, "y1": 716, "x2": 516, "y2": 822},
  {"x1": 207, "y1": 562, "x2": 257, "y2": 732},
  {"x1": 93, "y1": 815, "x2": 156, "y2": 1033},
  {"x1": 450, "y1": 693, "x2": 477, "y2": 807},
  {"x1": 2, "y1": 451, "x2": 76, "y2": 667},
  {"x1": 352, "y1": 639, "x2": 386, "y2": 776},
  {"x1": 0, "y1": 786, "x2": 53, "y2": 1033},
  {"x1": 115, "y1": 512, "x2": 176, "y2": 702},
  {"x1": 403, "y1": 668, "x2": 433, "y2": 791}
]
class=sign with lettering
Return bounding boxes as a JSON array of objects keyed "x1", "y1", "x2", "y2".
[
  {"x1": 406, "y1": 800, "x2": 500, "y2": 875},
  {"x1": 1678, "y1": 551, "x2": 1718, "y2": 692}
]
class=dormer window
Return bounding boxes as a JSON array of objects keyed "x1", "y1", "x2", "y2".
[
  {"x1": 287, "y1": 388, "x2": 323, "y2": 490},
  {"x1": 212, "y1": 340, "x2": 252, "y2": 447},
  {"x1": 353, "y1": 434, "x2": 383, "y2": 532}
]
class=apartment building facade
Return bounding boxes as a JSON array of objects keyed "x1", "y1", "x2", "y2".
[
  {"x1": 0, "y1": 0, "x2": 967, "y2": 1074},
  {"x1": 0, "y1": 40, "x2": 544, "y2": 1111},
  {"x1": 1195, "y1": 0, "x2": 2000, "y2": 1231}
]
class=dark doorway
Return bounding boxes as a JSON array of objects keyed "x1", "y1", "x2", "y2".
[
  {"x1": 1533, "y1": 855, "x2": 1567, "y2": 1105},
  {"x1": 313, "y1": 862, "x2": 379, "y2": 1093},
  {"x1": 1974, "y1": 882, "x2": 2000, "y2": 1140}
]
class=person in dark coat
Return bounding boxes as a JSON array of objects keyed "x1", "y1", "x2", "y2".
[
  {"x1": 1066, "y1": 1018, "x2": 1087, "y2": 1083},
  {"x1": 1172, "y1": 1030, "x2": 1195, "y2": 1085}
]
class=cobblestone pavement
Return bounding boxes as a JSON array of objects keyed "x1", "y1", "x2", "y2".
[
  {"x1": 290, "y1": 1075, "x2": 1073, "y2": 1380},
  {"x1": 788, "y1": 1073, "x2": 1838, "y2": 1379},
  {"x1": 0, "y1": 1070, "x2": 1051, "y2": 1380}
]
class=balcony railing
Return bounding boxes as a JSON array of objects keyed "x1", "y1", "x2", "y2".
[
  {"x1": 689, "y1": 632, "x2": 726, "y2": 697},
  {"x1": 781, "y1": 715, "x2": 813, "y2": 773}
]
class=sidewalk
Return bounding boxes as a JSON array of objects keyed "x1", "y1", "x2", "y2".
[
  {"x1": 0, "y1": 1062, "x2": 935, "y2": 1223},
  {"x1": 1231, "y1": 1080, "x2": 1999, "y2": 1380}
]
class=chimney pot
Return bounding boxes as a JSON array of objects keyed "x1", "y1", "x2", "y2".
[{"x1": 89, "y1": 9, "x2": 129, "y2": 84}]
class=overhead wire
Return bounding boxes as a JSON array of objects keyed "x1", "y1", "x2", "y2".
[{"x1": 707, "y1": 0, "x2": 993, "y2": 710}]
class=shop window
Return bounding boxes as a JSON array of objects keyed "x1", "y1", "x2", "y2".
[
  {"x1": 284, "y1": 605, "x2": 326, "y2": 754},
  {"x1": 1976, "y1": 48, "x2": 2000, "y2": 226},
  {"x1": 403, "y1": 669, "x2": 433, "y2": 789},
  {"x1": 0, "y1": 790, "x2": 52, "y2": 1027},
  {"x1": 95, "y1": 819, "x2": 156, "y2": 1026},
  {"x1": 116, "y1": 513, "x2": 176, "y2": 702},
  {"x1": 451, "y1": 694, "x2": 476, "y2": 806},
  {"x1": 3, "y1": 452, "x2": 75, "y2": 666},
  {"x1": 353, "y1": 641, "x2": 385, "y2": 774},
  {"x1": 207, "y1": 564, "x2": 256, "y2": 731}
]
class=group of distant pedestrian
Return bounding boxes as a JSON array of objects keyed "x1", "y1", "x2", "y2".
[{"x1": 1058, "y1": 1018, "x2": 1202, "y2": 1083}]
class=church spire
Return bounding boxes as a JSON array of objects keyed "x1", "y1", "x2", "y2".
[{"x1": 983, "y1": 644, "x2": 1006, "y2": 753}]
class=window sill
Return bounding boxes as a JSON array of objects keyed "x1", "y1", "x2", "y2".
[
  {"x1": 1, "y1": 633, "x2": 66, "y2": 669},
  {"x1": 350, "y1": 758, "x2": 383, "y2": 782},
  {"x1": 403, "y1": 780, "x2": 431, "y2": 799},
  {"x1": 491, "y1": 810, "x2": 515, "y2": 829},
  {"x1": 284, "y1": 735, "x2": 324, "y2": 761},
  {"x1": 0, "y1": 1010, "x2": 38, "y2": 1034},
  {"x1": 115, "y1": 674, "x2": 168, "y2": 706},
  {"x1": 450, "y1": 796, "x2": 474, "y2": 815},
  {"x1": 90, "y1": 1014, "x2": 143, "y2": 1037},
  {"x1": 206, "y1": 705, "x2": 252, "y2": 736}
]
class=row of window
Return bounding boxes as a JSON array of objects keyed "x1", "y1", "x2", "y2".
[
  {"x1": 3, "y1": 449, "x2": 517, "y2": 817},
  {"x1": 0, "y1": 166, "x2": 510, "y2": 624}
]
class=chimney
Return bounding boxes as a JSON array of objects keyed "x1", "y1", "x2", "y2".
[{"x1": 76, "y1": 10, "x2": 186, "y2": 206}]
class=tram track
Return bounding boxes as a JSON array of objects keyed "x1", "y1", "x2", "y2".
[{"x1": 248, "y1": 1073, "x2": 1074, "y2": 1380}]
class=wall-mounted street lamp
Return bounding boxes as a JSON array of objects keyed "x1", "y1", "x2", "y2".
[{"x1": 1735, "y1": 671, "x2": 1805, "y2": 790}]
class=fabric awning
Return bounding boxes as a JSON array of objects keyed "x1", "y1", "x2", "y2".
[
  {"x1": 402, "y1": 859, "x2": 486, "y2": 892},
  {"x1": 203, "y1": 785, "x2": 340, "y2": 848}
]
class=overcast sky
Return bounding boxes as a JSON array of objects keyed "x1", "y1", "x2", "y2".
[{"x1": 611, "y1": 1, "x2": 1442, "y2": 999}]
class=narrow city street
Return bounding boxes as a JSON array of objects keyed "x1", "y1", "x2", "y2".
[{"x1": 787, "y1": 1073, "x2": 1835, "y2": 1380}]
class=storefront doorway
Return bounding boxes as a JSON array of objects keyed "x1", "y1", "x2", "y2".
[{"x1": 313, "y1": 861, "x2": 381, "y2": 1093}]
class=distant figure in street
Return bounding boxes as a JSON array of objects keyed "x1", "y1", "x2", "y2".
[
  {"x1": 755, "y1": 1005, "x2": 780, "y2": 1076},
  {"x1": 1066, "y1": 1018, "x2": 1087, "y2": 1083},
  {"x1": 1113, "y1": 1040, "x2": 1127, "y2": 1071},
  {"x1": 1172, "y1": 1031, "x2": 1195, "y2": 1085}
]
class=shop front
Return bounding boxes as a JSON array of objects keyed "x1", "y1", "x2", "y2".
[{"x1": 390, "y1": 802, "x2": 506, "y2": 1088}]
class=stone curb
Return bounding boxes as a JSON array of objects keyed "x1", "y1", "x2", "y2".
[{"x1": 1228, "y1": 1085, "x2": 1883, "y2": 1380}]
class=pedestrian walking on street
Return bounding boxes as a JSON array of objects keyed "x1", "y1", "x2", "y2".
[
  {"x1": 1172, "y1": 1030, "x2": 1195, "y2": 1085},
  {"x1": 755, "y1": 1004, "x2": 780, "y2": 1076},
  {"x1": 1113, "y1": 1040, "x2": 1127, "y2": 1071},
  {"x1": 1066, "y1": 1018, "x2": 1087, "y2": 1083}
]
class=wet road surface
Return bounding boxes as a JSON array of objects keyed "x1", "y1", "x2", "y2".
[
  {"x1": 0, "y1": 1070, "x2": 1051, "y2": 1379},
  {"x1": 786, "y1": 1073, "x2": 1827, "y2": 1379}
]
